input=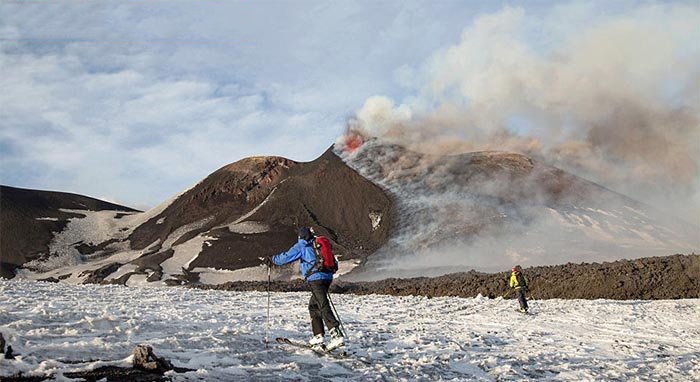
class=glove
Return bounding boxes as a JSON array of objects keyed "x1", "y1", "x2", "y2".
[{"x1": 263, "y1": 256, "x2": 273, "y2": 267}]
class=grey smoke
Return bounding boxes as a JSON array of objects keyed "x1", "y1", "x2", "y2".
[
  {"x1": 336, "y1": 4, "x2": 700, "y2": 279},
  {"x1": 340, "y1": 4, "x2": 700, "y2": 223},
  {"x1": 338, "y1": 140, "x2": 698, "y2": 280}
]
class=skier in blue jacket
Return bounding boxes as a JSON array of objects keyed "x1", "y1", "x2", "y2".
[{"x1": 270, "y1": 227, "x2": 344, "y2": 350}]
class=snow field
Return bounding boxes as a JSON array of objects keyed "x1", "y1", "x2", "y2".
[{"x1": 1, "y1": 279, "x2": 698, "y2": 381}]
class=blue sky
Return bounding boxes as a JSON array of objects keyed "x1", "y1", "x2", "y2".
[{"x1": 0, "y1": 0, "x2": 697, "y2": 210}]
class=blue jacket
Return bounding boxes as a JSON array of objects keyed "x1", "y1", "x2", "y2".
[{"x1": 272, "y1": 238, "x2": 333, "y2": 282}]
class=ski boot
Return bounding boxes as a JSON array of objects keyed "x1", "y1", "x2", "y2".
[
  {"x1": 326, "y1": 327, "x2": 344, "y2": 351},
  {"x1": 309, "y1": 334, "x2": 325, "y2": 350}
]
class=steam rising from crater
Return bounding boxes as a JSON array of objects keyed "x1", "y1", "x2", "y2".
[
  {"x1": 338, "y1": 4, "x2": 700, "y2": 279},
  {"x1": 339, "y1": 4, "x2": 699, "y2": 222}
]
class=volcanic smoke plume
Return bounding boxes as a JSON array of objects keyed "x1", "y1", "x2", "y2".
[{"x1": 336, "y1": 4, "x2": 700, "y2": 279}]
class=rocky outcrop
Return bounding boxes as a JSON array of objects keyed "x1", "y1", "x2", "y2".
[
  {"x1": 200, "y1": 254, "x2": 700, "y2": 300},
  {"x1": 81, "y1": 263, "x2": 122, "y2": 285},
  {"x1": 1, "y1": 332, "x2": 16, "y2": 360},
  {"x1": 132, "y1": 345, "x2": 173, "y2": 372},
  {"x1": 4, "y1": 345, "x2": 194, "y2": 381}
]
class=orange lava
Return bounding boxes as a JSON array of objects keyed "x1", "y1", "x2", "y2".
[{"x1": 343, "y1": 132, "x2": 364, "y2": 153}]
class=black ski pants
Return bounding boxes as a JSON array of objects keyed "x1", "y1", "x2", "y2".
[
  {"x1": 308, "y1": 280, "x2": 339, "y2": 336},
  {"x1": 515, "y1": 287, "x2": 529, "y2": 310}
]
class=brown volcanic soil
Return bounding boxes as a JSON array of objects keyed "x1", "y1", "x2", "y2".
[
  {"x1": 128, "y1": 147, "x2": 395, "y2": 273},
  {"x1": 198, "y1": 254, "x2": 700, "y2": 300},
  {"x1": 0, "y1": 185, "x2": 137, "y2": 279},
  {"x1": 128, "y1": 156, "x2": 296, "y2": 251}
]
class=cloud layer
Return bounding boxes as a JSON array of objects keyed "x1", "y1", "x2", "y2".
[{"x1": 1, "y1": 0, "x2": 489, "y2": 208}]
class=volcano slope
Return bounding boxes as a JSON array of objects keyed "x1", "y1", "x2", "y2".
[
  {"x1": 121, "y1": 147, "x2": 394, "y2": 284},
  {"x1": 9, "y1": 147, "x2": 394, "y2": 284},
  {"x1": 0, "y1": 186, "x2": 137, "y2": 279},
  {"x1": 336, "y1": 140, "x2": 699, "y2": 280},
  {"x1": 6, "y1": 141, "x2": 697, "y2": 285}
]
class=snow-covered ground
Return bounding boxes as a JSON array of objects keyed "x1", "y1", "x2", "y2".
[{"x1": 1, "y1": 280, "x2": 698, "y2": 381}]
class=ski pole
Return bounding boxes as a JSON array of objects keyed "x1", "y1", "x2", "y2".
[
  {"x1": 502, "y1": 289, "x2": 513, "y2": 298},
  {"x1": 266, "y1": 263, "x2": 271, "y2": 348},
  {"x1": 327, "y1": 291, "x2": 347, "y2": 338}
]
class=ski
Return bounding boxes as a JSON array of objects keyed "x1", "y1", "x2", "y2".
[
  {"x1": 276, "y1": 337, "x2": 347, "y2": 357},
  {"x1": 275, "y1": 337, "x2": 371, "y2": 365}
]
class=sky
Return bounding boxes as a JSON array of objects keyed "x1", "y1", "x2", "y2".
[{"x1": 1, "y1": 0, "x2": 698, "y2": 212}]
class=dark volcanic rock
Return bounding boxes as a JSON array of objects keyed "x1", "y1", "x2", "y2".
[
  {"x1": 0, "y1": 185, "x2": 137, "y2": 279},
  {"x1": 63, "y1": 366, "x2": 169, "y2": 382},
  {"x1": 0, "y1": 375, "x2": 50, "y2": 382},
  {"x1": 4, "y1": 345, "x2": 16, "y2": 360},
  {"x1": 81, "y1": 263, "x2": 122, "y2": 284},
  {"x1": 199, "y1": 254, "x2": 700, "y2": 300},
  {"x1": 131, "y1": 249, "x2": 174, "y2": 279},
  {"x1": 132, "y1": 345, "x2": 173, "y2": 373}
]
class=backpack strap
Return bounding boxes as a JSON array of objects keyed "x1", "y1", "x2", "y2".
[{"x1": 304, "y1": 238, "x2": 322, "y2": 279}]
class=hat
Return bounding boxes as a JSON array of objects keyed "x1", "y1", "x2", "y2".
[
  {"x1": 512, "y1": 265, "x2": 522, "y2": 272},
  {"x1": 298, "y1": 227, "x2": 313, "y2": 241}
]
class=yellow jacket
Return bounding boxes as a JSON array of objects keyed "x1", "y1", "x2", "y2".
[{"x1": 509, "y1": 271, "x2": 529, "y2": 289}]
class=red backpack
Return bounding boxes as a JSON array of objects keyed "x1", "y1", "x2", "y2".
[{"x1": 305, "y1": 236, "x2": 338, "y2": 277}]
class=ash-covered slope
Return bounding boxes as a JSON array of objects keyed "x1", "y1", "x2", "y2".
[
  {"x1": 14, "y1": 147, "x2": 393, "y2": 284},
  {"x1": 0, "y1": 185, "x2": 137, "y2": 278},
  {"x1": 337, "y1": 139, "x2": 699, "y2": 280}
]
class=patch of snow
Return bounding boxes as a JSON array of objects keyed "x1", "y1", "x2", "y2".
[
  {"x1": 104, "y1": 264, "x2": 138, "y2": 281},
  {"x1": 116, "y1": 180, "x2": 203, "y2": 233},
  {"x1": 1, "y1": 279, "x2": 698, "y2": 381},
  {"x1": 125, "y1": 273, "x2": 150, "y2": 287},
  {"x1": 156, "y1": 217, "x2": 166, "y2": 225},
  {"x1": 24, "y1": 209, "x2": 132, "y2": 272},
  {"x1": 145, "y1": 240, "x2": 162, "y2": 252},
  {"x1": 211, "y1": 181, "x2": 286, "y2": 233},
  {"x1": 369, "y1": 212, "x2": 382, "y2": 231},
  {"x1": 232, "y1": 181, "x2": 284, "y2": 224},
  {"x1": 193, "y1": 266, "x2": 269, "y2": 284},
  {"x1": 227, "y1": 221, "x2": 269, "y2": 234},
  {"x1": 17, "y1": 240, "x2": 158, "y2": 284},
  {"x1": 161, "y1": 217, "x2": 213, "y2": 249},
  {"x1": 160, "y1": 234, "x2": 217, "y2": 280},
  {"x1": 34, "y1": 217, "x2": 59, "y2": 221}
]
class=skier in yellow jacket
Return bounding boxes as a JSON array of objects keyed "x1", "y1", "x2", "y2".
[{"x1": 509, "y1": 265, "x2": 529, "y2": 313}]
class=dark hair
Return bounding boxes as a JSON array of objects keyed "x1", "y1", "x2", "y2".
[{"x1": 298, "y1": 227, "x2": 313, "y2": 241}]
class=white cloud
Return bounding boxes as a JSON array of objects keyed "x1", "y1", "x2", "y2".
[{"x1": 4, "y1": 1, "x2": 477, "y2": 207}]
